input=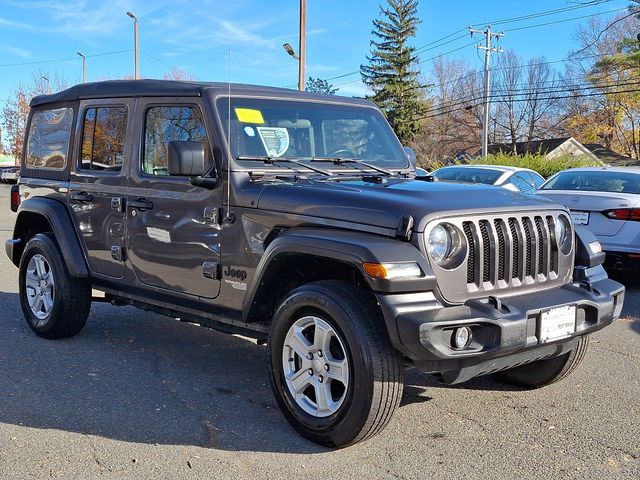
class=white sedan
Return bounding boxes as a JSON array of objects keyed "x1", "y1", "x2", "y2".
[
  {"x1": 430, "y1": 165, "x2": 545, "y2": 194},
  {"x1": 537, "y1": 167, "x2": 640, "y2": 271}
]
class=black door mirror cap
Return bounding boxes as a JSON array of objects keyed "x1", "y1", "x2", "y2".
[{"x1": 168, "y1": 140, "x2": 206, "y2": 177}]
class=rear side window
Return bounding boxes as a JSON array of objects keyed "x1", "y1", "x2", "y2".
[
  {"x1": 26, "y1": 107, "x2": 73, "y2": 169},
  {"x1": 80, "y1": 106, "x2": 127, "y2": 172},
  {"x1": 143, "y1": 106, "x2": 210, "y2": 176}
]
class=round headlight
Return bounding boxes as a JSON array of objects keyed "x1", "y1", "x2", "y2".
[
  {"x1": 555, "y1": 215, "x2": 572, "y2": 254},
  {"x1": 428, "y1": 224, "x2": 452, "y2": 264}
]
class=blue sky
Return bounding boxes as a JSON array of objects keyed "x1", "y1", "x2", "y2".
[{"x1": 0, "y1": 0, "x2": 632, "y2": 104}]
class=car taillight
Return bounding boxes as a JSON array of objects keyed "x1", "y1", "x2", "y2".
[
  {"x1": 604, "y1": 208, "x2": 640, "y2": 221},
  {"x1": 10, "y1": 185, "x2": 20, "y2": 212}
]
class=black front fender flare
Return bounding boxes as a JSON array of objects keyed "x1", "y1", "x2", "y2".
[{"x1": 10, "y1": 197, "x2": 88, "y2": 277}]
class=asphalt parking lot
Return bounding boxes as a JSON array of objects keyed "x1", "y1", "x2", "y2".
[{"x1": 0, "y1": 184, "x2": 638, "y2": 480}]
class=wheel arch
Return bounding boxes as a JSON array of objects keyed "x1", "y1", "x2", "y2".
[
  {"x1": 242, "y1": 228, "x2": 434, "y2": 325},
  {"x1": 9, "y1": 197, "x2": 88, "y2": 277}
]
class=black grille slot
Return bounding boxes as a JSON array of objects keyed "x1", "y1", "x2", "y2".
[
  {"x1": 523, "y1": 218, "x2": 533, "y2": 277},
  {"x1": 479, "y1": 220, "x2": 491, "y2": 283},
  {"x1": 509, "y1": 218, "x2": 520, "y2": 279},
  {"x1": 547, "y1": 216, "x2": 558, "y2": 273},
  {"x1": 535, "y1": 216, "x2": 545, "y2": 275},
  {"x1": 494, "y1": 219, "x2": 506, "y2": 281},
  {"x1": 463, "y1": 222, "x2": 475, "y2": 284}
]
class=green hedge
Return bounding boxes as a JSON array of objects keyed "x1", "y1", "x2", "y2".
[{"x1": 463, "y1": 153, "x2": 601, "y2": 178}]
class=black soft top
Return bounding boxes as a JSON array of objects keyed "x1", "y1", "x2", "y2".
[{"x1": 30, "y1": 79, "x2": 371, "y2": 107}]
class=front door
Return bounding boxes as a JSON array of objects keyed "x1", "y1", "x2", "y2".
[
  {"x1": 126, "y1": 99, "x2": 222, "y2": 299},
  {"x1": 69, "y1": 99, "x2": 132, "y2": 278}
]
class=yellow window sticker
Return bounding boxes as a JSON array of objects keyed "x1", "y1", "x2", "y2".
[{"x1": 235, "y1": 108, "x2": 265, "y2": 124}]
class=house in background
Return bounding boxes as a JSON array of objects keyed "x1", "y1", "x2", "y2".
[
  {"x1": 486, "y1": 136, "x2": 640, "y2": 167},
  {"x1": 486, "y1": 137, "x2": 602, "y2": 163}
]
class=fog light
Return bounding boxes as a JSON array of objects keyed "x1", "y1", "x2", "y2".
[{"x1": 453, "y1": 326, "x2": 472, "y2": 350}]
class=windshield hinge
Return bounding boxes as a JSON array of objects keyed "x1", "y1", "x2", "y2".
[{"x1": 396, "y1": 215, "x2": 414, "y2": 242}]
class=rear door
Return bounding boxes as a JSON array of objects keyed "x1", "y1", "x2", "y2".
[
  {"x1": 126, "y1": 99, "x2": 222, "y2": 298},
  {"x1": 69, "y1": 99, "x2": 132, "y2": 278}
]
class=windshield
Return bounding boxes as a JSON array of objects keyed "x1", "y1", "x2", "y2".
[
  {"x1": 541, "y1": 170, "x2": 640, "y2": 194},
  {"x1": 432, "y1": 167, "x2": 503, "y2": 185},
  {"x1": 216, "y1": 97, "x2": 409, "y2": 170}
]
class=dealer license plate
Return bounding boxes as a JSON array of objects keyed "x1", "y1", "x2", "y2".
[
  {"x1": 539, "y1": 305, "x2": 576, "y2": 343},
  {"x1": 570, "y1": 211, "x2": 589, "y2": 225}
]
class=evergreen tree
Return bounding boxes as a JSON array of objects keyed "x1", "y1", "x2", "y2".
[
  {"x1": 306, "y1": 77, "x2": 338, "y2": 95},
  {"x1": 361, "y1": 0, "x2": 426, "y2": 143}
]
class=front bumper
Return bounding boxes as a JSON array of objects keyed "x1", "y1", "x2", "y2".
[{"x1": 377, "y1": 270, "x2": 624, "y2": 384}]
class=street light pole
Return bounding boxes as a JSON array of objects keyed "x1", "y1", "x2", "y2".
[
  {"x1": 77, "y1": 52, "x2": 86, "y2": 83},
  {"x1": 298, "y1": 0, "x2": 306, "y2": 91},
  {"x1": 126, "y1": 11, "x2": 139, "y2": 80}
]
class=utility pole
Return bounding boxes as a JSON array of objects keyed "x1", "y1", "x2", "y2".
[
  {"x1": 127, "y1": 11, "x2": 139, "y2": 80},
  {"x1": 469, "y1": 25, "x2": 504, "y2": 158},
  {"x1": 298, "y1": 0, "x2": 306, "y2": 91},
  {"x1": 77, "y1": 52, "x2": 86, "y2": 83}
]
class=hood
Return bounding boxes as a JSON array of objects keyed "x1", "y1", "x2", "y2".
[{"x1": 257, "y1": 177, "x2": 560, "y2": 232}]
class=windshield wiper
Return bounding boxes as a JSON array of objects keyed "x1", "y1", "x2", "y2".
[
  {"x1": 236, "y1": 156, "x2": 332, "y2": 176},
  {"x1": 309, "y1": 157, "x2": 394, "y2": 176}
]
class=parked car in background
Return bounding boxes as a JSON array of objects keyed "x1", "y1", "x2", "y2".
[
  {"x1": 0, "y1": 167, "x2": 20, "y2": 184},
  {"x1": 430, "y1": 165, "x2": 545, "y2": 194},
  {"x1": 537, "y1": 167, "x2": 640, "y2": 272}
]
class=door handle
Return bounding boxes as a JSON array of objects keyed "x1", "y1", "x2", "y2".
[
  {"x1": 70, "y1": 192, "x2": 93, "y2": 203},
  {"x1": 129, "y1": 198, "x2": 154, "y2": 211}
]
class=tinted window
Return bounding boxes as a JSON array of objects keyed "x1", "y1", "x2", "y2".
[
  {"x1": 432, "y1": 167, "x2": 502, "y2": 185},
  {"x1": 26, "y1": 107, "x2": 73, "y2": 169},
  {"x1": 528, "y1": 171, "x2": 545, "y2": 188},
  {"x1": 541, "y1": 170, "x2": 640, "y2": 194},
  {"x1": 143, "y1": 106, "x2": 209, "y2": 176},
  {"x1": 80, "y1": 106, "x2": 127, "y2": 172}
]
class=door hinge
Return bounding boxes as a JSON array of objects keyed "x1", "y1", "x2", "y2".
[
  {"x1": 111, "y1": 246, "x2": 125, "y2": 262},
  {"x1": 202, "y1": 261, "x2": 220, "y2": 280},
  {"x1": 204, "y1": 207, "x2": 221, "y2": 225},
  {"x1": 111, "y1": 197, "x2": 125, "y2": 213}
]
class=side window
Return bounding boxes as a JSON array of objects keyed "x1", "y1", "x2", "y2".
[
  {"x1": 26, "y1": 107, "x2": 73, "y2": 169},
  {"x1": 143, "y1": 106, "x2": 210, "y2": 176},
  {"x1": 80, "y1": 106, "x2": 127, "y2": 172},
  {"x1": 514, "y1": 173, "x2": 535, "y2": 193}
]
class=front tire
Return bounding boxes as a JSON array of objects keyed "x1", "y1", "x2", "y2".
[
  {"x1": 493, "y1": 336, "x2": 590, "y2": 388},
  {"x1": 268, "y1": 280, "x2": 403, "y2": 448},
  {"x1": 18, "y1": 233, "x2": 91, "y2": 339}
]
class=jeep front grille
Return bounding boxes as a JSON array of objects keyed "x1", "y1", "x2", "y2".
[{"x1": 428, "y1": 211, "x2": 572, "y2": 303}]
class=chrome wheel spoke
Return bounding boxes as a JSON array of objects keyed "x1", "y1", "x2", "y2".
[
  {"x1": 32, "y1": 295, "x2": 44, "y2": 314},
  {"x1": 287, "y1": 329, "x2": 312, "y2": 360},
  {"x1": 26, "y1": 270, "x2": 39, "y2": 289},
  {"x1": 289, "y1": 368, "x2": 312, "y2": 395},
  {"x1": 325, "y1": 358, "x2": 348, "y2": 385},
  {"x1": 42, "y1": 293, "x2": 53, "y2": 313},
  {"x1": 315, "y1": 381, "x2": 333, "y2": 413},
  {"x1": 313, "y1": 318, "x2": 333, "y2": 353},
  {"x1": 34, "y1": 256, "x2": 47, "y2": 279}
]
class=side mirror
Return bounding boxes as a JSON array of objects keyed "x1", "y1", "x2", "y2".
[
  {"x1": 404, "y1": 146, "x2": 417, "y2": 168},
  {"x1": 168, "y1": 141, "x2": 206, "y2": 177}
]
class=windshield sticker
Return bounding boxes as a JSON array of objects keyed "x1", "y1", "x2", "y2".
[
  {"x1": 235, "y1": 108, "x2": 265, "y2": 124},
  {"x1": 257, "y1": 127, "x2": 290, "y2": 157},
  {"x1": 243, "y1": 126, "x2": 256, "y2": 137}
]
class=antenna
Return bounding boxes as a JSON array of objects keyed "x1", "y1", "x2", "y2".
[{"x1": 226, "y1": 49, "x2": 232, "y2": 221}]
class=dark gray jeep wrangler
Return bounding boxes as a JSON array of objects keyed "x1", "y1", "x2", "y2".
[{"x1": 6, "y1": 80, "x2": 625, "y2": 447}]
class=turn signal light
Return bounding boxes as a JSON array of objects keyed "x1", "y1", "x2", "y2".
[
  {"x1": 362, "y1": 262, "x2": 422, "y2": 279},
  {"x1": 604, "y1": 208, "x2": 640, "y2": 221}
]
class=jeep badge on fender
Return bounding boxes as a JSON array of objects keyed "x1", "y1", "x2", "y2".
[{"x1": 5, "y1": 80, "x2": 625, "y2": 448}]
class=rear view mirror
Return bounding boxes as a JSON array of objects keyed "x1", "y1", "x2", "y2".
[{"x1": 168, "y1": 141, "x2": 206, "y2": 177}]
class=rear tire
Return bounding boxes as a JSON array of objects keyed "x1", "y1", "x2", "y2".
[
  {"x1": 493, "y1": 336, "x2": 590, "y2": 388},
  {"x1": 18, "y1": 233, "x2": 91, "y2": 339},
  {"x1": 268, "y1": 280, "x2": 403, "y2": 447}
]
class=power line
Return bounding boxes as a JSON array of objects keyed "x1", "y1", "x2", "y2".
[
  {"x1": 503, "y1": 6, "x2": 629, "y2": 32},
  {"x1": 0, "y1": 49, "x2": 133, "y2": 68},
  {"x1": 423, "y1": 78, "x2": 640, "y2": 118}
]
